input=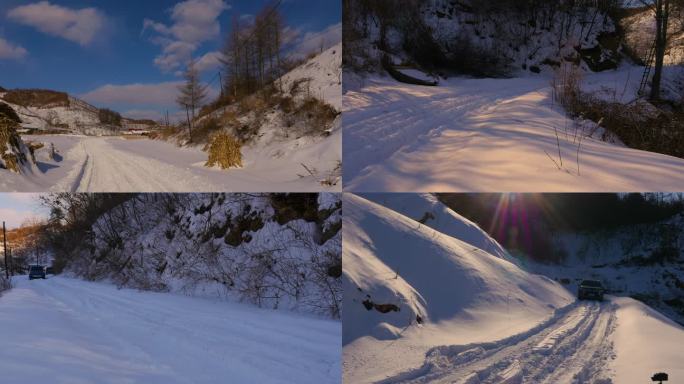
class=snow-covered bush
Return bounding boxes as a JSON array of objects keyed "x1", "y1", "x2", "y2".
[
  {"x1": 41, "y1": 193, "x2": 342, "y2": 319},
  {"x1": 344, "y1": 0, "x2": 622, "y2": 76}
]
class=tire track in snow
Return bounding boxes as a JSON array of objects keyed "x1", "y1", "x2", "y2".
[
  {"x1": 57, "y1": 138, "x2": 217, "y2": 192},
  {"x1": 381, "y1": 301, "x2": 616, "y2": 384}
]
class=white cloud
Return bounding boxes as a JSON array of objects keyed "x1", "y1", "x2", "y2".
[
  {"x1": 195, "y1": 51, "x2": 223, "y2": 73},
  {"x1": 0, "y1": 37, "x2": 27, "y2": 60},
  {"x1": 143, "y1": 0, "x2": 229, "y2": 73},
  {"x1": 80, "y1": 82, "x2": 184, "y2": 108},
  {"x1": 289, "y1": 23, "x2": 342, "y2": 58},
  {"x1": 81, "y1": 82, "x2": 220, "y2": 119},
  {"x1": 7, "y1": 1, "x2": 106, "y2": 46}
]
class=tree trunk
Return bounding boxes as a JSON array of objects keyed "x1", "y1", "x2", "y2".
[
  {"x1": 650, "y1": 0, "x2": 670, "y2": 101},
  {"x1": 185, "y1": 107, "x2": 193, "y2": 143}
]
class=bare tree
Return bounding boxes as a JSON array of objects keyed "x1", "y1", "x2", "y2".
[
  {"x1": 638, "y1": 0, "x2": 684, "y2": 100},
  {"x1": 220, "y1": 1, "x2": 285, "y2": 99},
  {"x1": 177, "y1": 59, "x2": 208, "y2": 142}
]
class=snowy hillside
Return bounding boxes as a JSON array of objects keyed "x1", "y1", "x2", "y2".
[
  {"x1": 0, "y1": 90, "x2": 139, "y2": 136},
  {"x1": 530, "y1": 214, "x2": 684, "y2": 324},
  {"x1": 0, "y1": 276, "x2": 340, "y2": 384},
  {"x1": 51, "y1": 193, "x2": 342, "y2": 319},
  {"x1": 363, "y1": 193, "x2": 511, "y2": 261},
  {"x1": 622, "y1": 6, "x2": 684, "y2": 65},
  {"x1": 343, "y1": 194, "x2": 573, "y2": 383},
  {"x1": 345, "y1": 1, "x2": 622, "y2": 76},
  {"x1": 279, "y1": 42, "x2": 342, "y2": 110}
]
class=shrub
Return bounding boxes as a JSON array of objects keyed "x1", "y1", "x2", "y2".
[
  {"x1": 237, "y1": 94, "x2": 269, "y2": 115},
  {"x1": 205, "y1": 132, "x2": 242, "y2": 169},
  {"x1": 98, "y1": 108, "x2": 122, "y2": 126},
  {"x1": 295, "y1": 97, "x2": 340, "y2": 136},
  {"x1": 193, "y1": 117, "x2": 222, "y2": 144},
  {"x1": 553, "y1": 64, "x2": 684, "y2": 159}
]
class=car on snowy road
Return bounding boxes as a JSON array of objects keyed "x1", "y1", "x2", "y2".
[
  {"x1": 578, "y1": 279, "x2": 604, "y2": 301},
  {"x1": 28, "y1": 265, "x2": 46, "y2": 280}
]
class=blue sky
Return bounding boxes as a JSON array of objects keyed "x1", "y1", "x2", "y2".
[
  {"x1": 0, "y1": 194, "x2": 47, "y2": 230},
  {"x1": 0, "y1": 0, "x2": 341, "y2": 120}
]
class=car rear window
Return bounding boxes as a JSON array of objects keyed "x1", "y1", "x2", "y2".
[{"x1": 30, "y1": 267, "x2": 43, "y2": 272}]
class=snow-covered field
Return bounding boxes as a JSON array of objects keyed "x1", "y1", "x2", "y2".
[
  {"x1": 0, "y1": 276, "x2": 340, "y2": 384},
  {"x1": 342, "y1": 193, "x2": 684, "y2": 383},
  {"x1": 0, "y1": 132, "x2": 340, "y2": 192},
  {"x1": 343, "y1": 70, "x2": 684, "y2": 192}
]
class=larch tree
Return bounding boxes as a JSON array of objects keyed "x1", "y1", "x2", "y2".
[{"x1": 177, "y1": 59, "x2": 208, "y2": 142}]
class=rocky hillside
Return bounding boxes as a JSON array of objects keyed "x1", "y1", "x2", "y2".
[
  {"x1": 621, "y1": 5, "x2": 684, "y2": 65},
  {"x1": 43, "y1": 193, "x2": 342, "y2": 319},
  {"x1": 0, "y1": 89, "x2": 156, "y2": 135},
  {"x1": 345, "y1": 1, "x2": 627, "y2": 76},
  {"x1": 0, "y1": 111, "x2": 33, "y2": 174}
]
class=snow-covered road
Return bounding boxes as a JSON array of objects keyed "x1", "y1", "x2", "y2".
[
  {"x1": 381, "y1": 301, "x2": 616, "y2": 384},
  {"x1": 0, "y1": 276, "x2": 341, "y2": 384},
  {"x1": 0, "y1": 134, "x2": 340, "y2": 192},
  {"x1": 58, "y1": 137, "x2": 217, "y2": 192},
  {"x1": 344, "y1": 75, "x2": 684, "y2": 192}
]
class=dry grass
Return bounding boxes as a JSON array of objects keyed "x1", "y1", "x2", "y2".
[
  {"x1": 149, "y1": 125, "x2": 181, "y2": 141},
  {"x1": 292, "y1": 97, "x2": 340, "y2": 136},
  {"x1": 553, "y1": 64, "x2": 684, "y2": 159},
  {"x1": 205, "y1": 132, "x2": 242, "y2": 169},
  {"x1": 193, "y1": 117, "x2": 222, "y2": 144}
]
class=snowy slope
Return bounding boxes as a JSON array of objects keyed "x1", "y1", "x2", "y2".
[
  {"x1": 56, "y1": 193, "x2": 342, "y2": 319},
  {"x1": 343, "y1": 194, "x2": 573, "y2": 383},
  {"x1": 279, "y1": 42, "x2": 342, "y2": 110},
  {"x1": 611, "y1": 297, "x2": 684, "y2": 384},
  {"x1": 343, "y1": 74, "x2": 684, "y2": 192},
  {"x1": 0, "y1": 276, "x2": 340, "y2": 384},
  {"x1": 0, "y1": 93, "x2": 116, "y2": 135},
  {"x1": 363, "y1": 193, "x2": 511, "y2": 261}
]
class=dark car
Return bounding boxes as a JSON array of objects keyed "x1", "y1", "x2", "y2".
[
  {"x1": 28, "y1": 265, "x2": 46, "y2": 280},
  {"x1": 578, "y1": 279, "x2": 604, "y2": 301}
]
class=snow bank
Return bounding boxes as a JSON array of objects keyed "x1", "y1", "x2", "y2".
[
  {"x1": 363, "y1": 193, "x2": 510, "y2": 261},
  {"x1": 611, "y1": 296, "x2": 684, "y2": 384}
]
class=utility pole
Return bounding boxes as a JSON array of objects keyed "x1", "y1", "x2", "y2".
[{"x1": 3, "y1": 221, "x2": 8, "y2": 279}]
